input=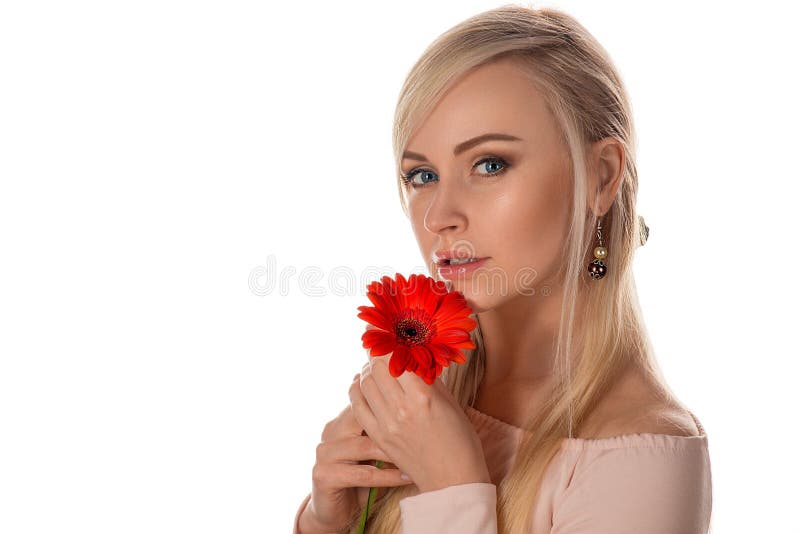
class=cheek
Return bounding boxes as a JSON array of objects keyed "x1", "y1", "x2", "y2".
[{"x1": 494, "y1": 176, "x2": 571, "y2": 271}]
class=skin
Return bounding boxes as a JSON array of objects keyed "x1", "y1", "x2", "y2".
[
  {"x1": 400, "y1": 57, "x2": 627, "y2": 425},
  {"x1": 399, "y1": 57, "x2": 700, "y2": 437},
  {"x1": 301, "y1": 57, "x2": 699, "y2": 531},
  {"x1": 343, "y1": 57, "x2": 698, "y2": 510},
  {"x1": 350, "y1": 328, "x2": 493, "y2": 494},
  {"x1": 352, "y1": 58, "x2": 611, "y2": 495}
]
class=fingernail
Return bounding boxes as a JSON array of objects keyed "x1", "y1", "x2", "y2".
[
  {"x1": 353, "y1": 373, "x2": 360, "y2": 381},
  {"x1": 400, "y1": 472, "x2": 410, "y2": 480}
]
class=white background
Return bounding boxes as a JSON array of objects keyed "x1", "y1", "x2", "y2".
[{"x1": 1, "y1": 1, "x2": 798, "y2": 532}]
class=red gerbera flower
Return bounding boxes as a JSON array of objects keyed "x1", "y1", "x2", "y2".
[{"x1": 356, "y1": 273, "x2": 477, "y2": 385}]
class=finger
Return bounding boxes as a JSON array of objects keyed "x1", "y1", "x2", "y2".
[
  {"x1": 359, "y1": 459, "x2": 399, "y2": 470},
  {"x1": 363, "y1": 351, "x2": 392, "y2": 371},
  {"x1": 431, "y1": 374, "x2": 453, "y2": 399},
  {"x1": 314, "y1": 463, "x2": 413, "y2": 492},
  {"x1": 365, "y1": 357, "x2": 404, "y2": 404},
  {"x1": 393, "y1": 352, "x2": 457, "y2": 400},
  {"x1": 348, "y1": 376, "x2": 379, "y2": 441},
  {"x1": 393, "y1": 356, "x2": 434, "y2": 394},
  {"x1": 359, "y1": 361, "x2": 401, "y2": 427},
  {"x1": 426, "y1": 372, "x2": 461, "y2": 411},
  {"x1": 322, "y1": 405, "x2": 363, "y2": 442},
  {"x1": 315, "y1": 435, "x2": 395, "y2": 465},
  {"x1": 365, "y1": 344, "x2": 420, "y2": 397}
]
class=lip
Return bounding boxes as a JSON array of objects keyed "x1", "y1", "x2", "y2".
[
  {"x1": 436, "y1": 257, "x2": 490, "y2": 280},
  {"x1": 433, "y1": 249, "x2": 485, "y2": 265}
]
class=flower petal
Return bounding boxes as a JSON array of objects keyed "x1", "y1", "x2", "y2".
[
  {"x1": 362, "y1": 329, "x2": 397, "y2": 356},
  {"x1": 366, "y1": 284, "x2": 400, "y2": 318},
  {"x1": 391, "y1": 273, "x2": 410, "y2": 309},
  {"x1": 434, "y1": 292, "x2": 469, "y2": 316},
  {"x1": 422, "y1": 364, "x2": 436, "y2": 385},
  {"x1": 357, "y1": 306, "x2": 394, "y2": 331},
  {"x1": 429, "y1": 342, "x2": 463, "y2": 366},
  {"x1": 357, "y1": 274, "x2": 477, "y2": 385},
  {"x1": 419, "y1": 277, "x2": 444, "y2": 317},
  {"x1": 389, "y1": 345, "x2": 410, "y2": 377},
  {"x1": 412, "y1": 345, "x2": 433, "y2": 372},
  {"x1": 432, "y1": 330, "x2": 476, "y2": 350}
]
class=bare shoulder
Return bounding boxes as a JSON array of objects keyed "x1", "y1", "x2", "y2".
[
  {"x1": 582, "y1": 398, "x2": 700, "y2": 439},
  {"x1": 578, "y1": 367, "x2": 701, "y2": 439},
  {"x1": 624, "y1": 404, "x2": 700, "y2": 438}
]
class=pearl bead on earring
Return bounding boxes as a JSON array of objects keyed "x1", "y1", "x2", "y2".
[
  {"x1": 588, "y1": 220, "x2": 607, "y2": 280},
  {"x1": 593, "y1": 246, "x2": 607, "y2": 260}
]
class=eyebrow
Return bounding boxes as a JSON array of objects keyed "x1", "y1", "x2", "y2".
[{"x1": 402, "y1": 132, "x2": 523, "y2": 162}]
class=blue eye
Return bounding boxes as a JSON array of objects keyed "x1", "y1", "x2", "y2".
[
  {"x1": 403, "y1": 169, "x2": 439, "y2": 187},
  {"x1": 401, "y1": 156, "x2": 510, "y2": 189},
  {"x1": 476, "y1": 158, "x2": 506, "y2": 175}
]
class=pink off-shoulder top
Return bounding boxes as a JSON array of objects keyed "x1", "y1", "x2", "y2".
[{"x1": 293, "y1": 404, "x2": 713, "y2": 533}]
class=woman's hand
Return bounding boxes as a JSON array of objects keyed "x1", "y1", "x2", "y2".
[
  {"x1": 301, "y1": 376, "x2": 414, "y2": 534},
  {"x1": 349, "y1": 344, "x2": 491, "y2": 494}
]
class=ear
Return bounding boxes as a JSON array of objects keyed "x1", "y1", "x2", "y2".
[{"x1": 586, "y1": 137, "x2": 626, "y2": 217}]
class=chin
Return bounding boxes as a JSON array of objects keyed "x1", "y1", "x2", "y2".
[
  {"x1": 430, "y1": 271, "x2": 501, "y2": 311},
  {"x1": 449, "y1": 284, "x2": 494, "y2": 314}
]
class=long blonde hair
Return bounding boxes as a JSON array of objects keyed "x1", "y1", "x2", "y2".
[{"x1": 346, "y1": 4, "x2": 678, "y2": 532}]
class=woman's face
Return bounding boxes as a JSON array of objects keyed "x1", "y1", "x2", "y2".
[{"x1": 401, "y1": 59, "x2": 574, "y2": 313}]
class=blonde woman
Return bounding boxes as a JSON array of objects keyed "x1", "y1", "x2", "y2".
[{"x1": 295, "y1": 4, "x2": 712, "y2": 533}]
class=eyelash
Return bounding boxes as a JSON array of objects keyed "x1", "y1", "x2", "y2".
[{"x1": 400, "y1": 156, "x2": 510, "y2": 189}]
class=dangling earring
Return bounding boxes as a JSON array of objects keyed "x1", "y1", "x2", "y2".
[{"x1": 588, "y1": 219, "x2": 608, "y2": 280}]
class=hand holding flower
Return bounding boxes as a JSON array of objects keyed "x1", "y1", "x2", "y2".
[
  {"x1": 352, "y1": 273, "x2": 490, "y2": 533},
  {"x1": 349, "y1": 353, "x2": 492, "y2": 494},
  {"x1": 352, "y1": 273, "x2": 491, "y2": 496}
]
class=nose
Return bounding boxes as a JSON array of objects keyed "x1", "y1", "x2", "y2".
[{"x1": 422, "y1": 179, "x2": 468, "y2": 236}]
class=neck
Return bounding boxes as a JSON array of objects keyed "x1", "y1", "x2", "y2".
[{"x1": 477, "y1": 283, "x2": 585, "y2": 388}]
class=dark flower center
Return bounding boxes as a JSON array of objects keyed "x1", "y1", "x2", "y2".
[{"x1": 394, "y1": 310, "x2": 433, "y2": 346}]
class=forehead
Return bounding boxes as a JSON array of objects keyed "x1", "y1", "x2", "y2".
[{"x1": 406, "y1": 59, "x2": 559, "y2": 151}]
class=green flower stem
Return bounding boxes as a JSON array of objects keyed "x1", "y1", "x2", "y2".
[{"x1": 356, "y1": 459, "x2": 384, "y2": 534}]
